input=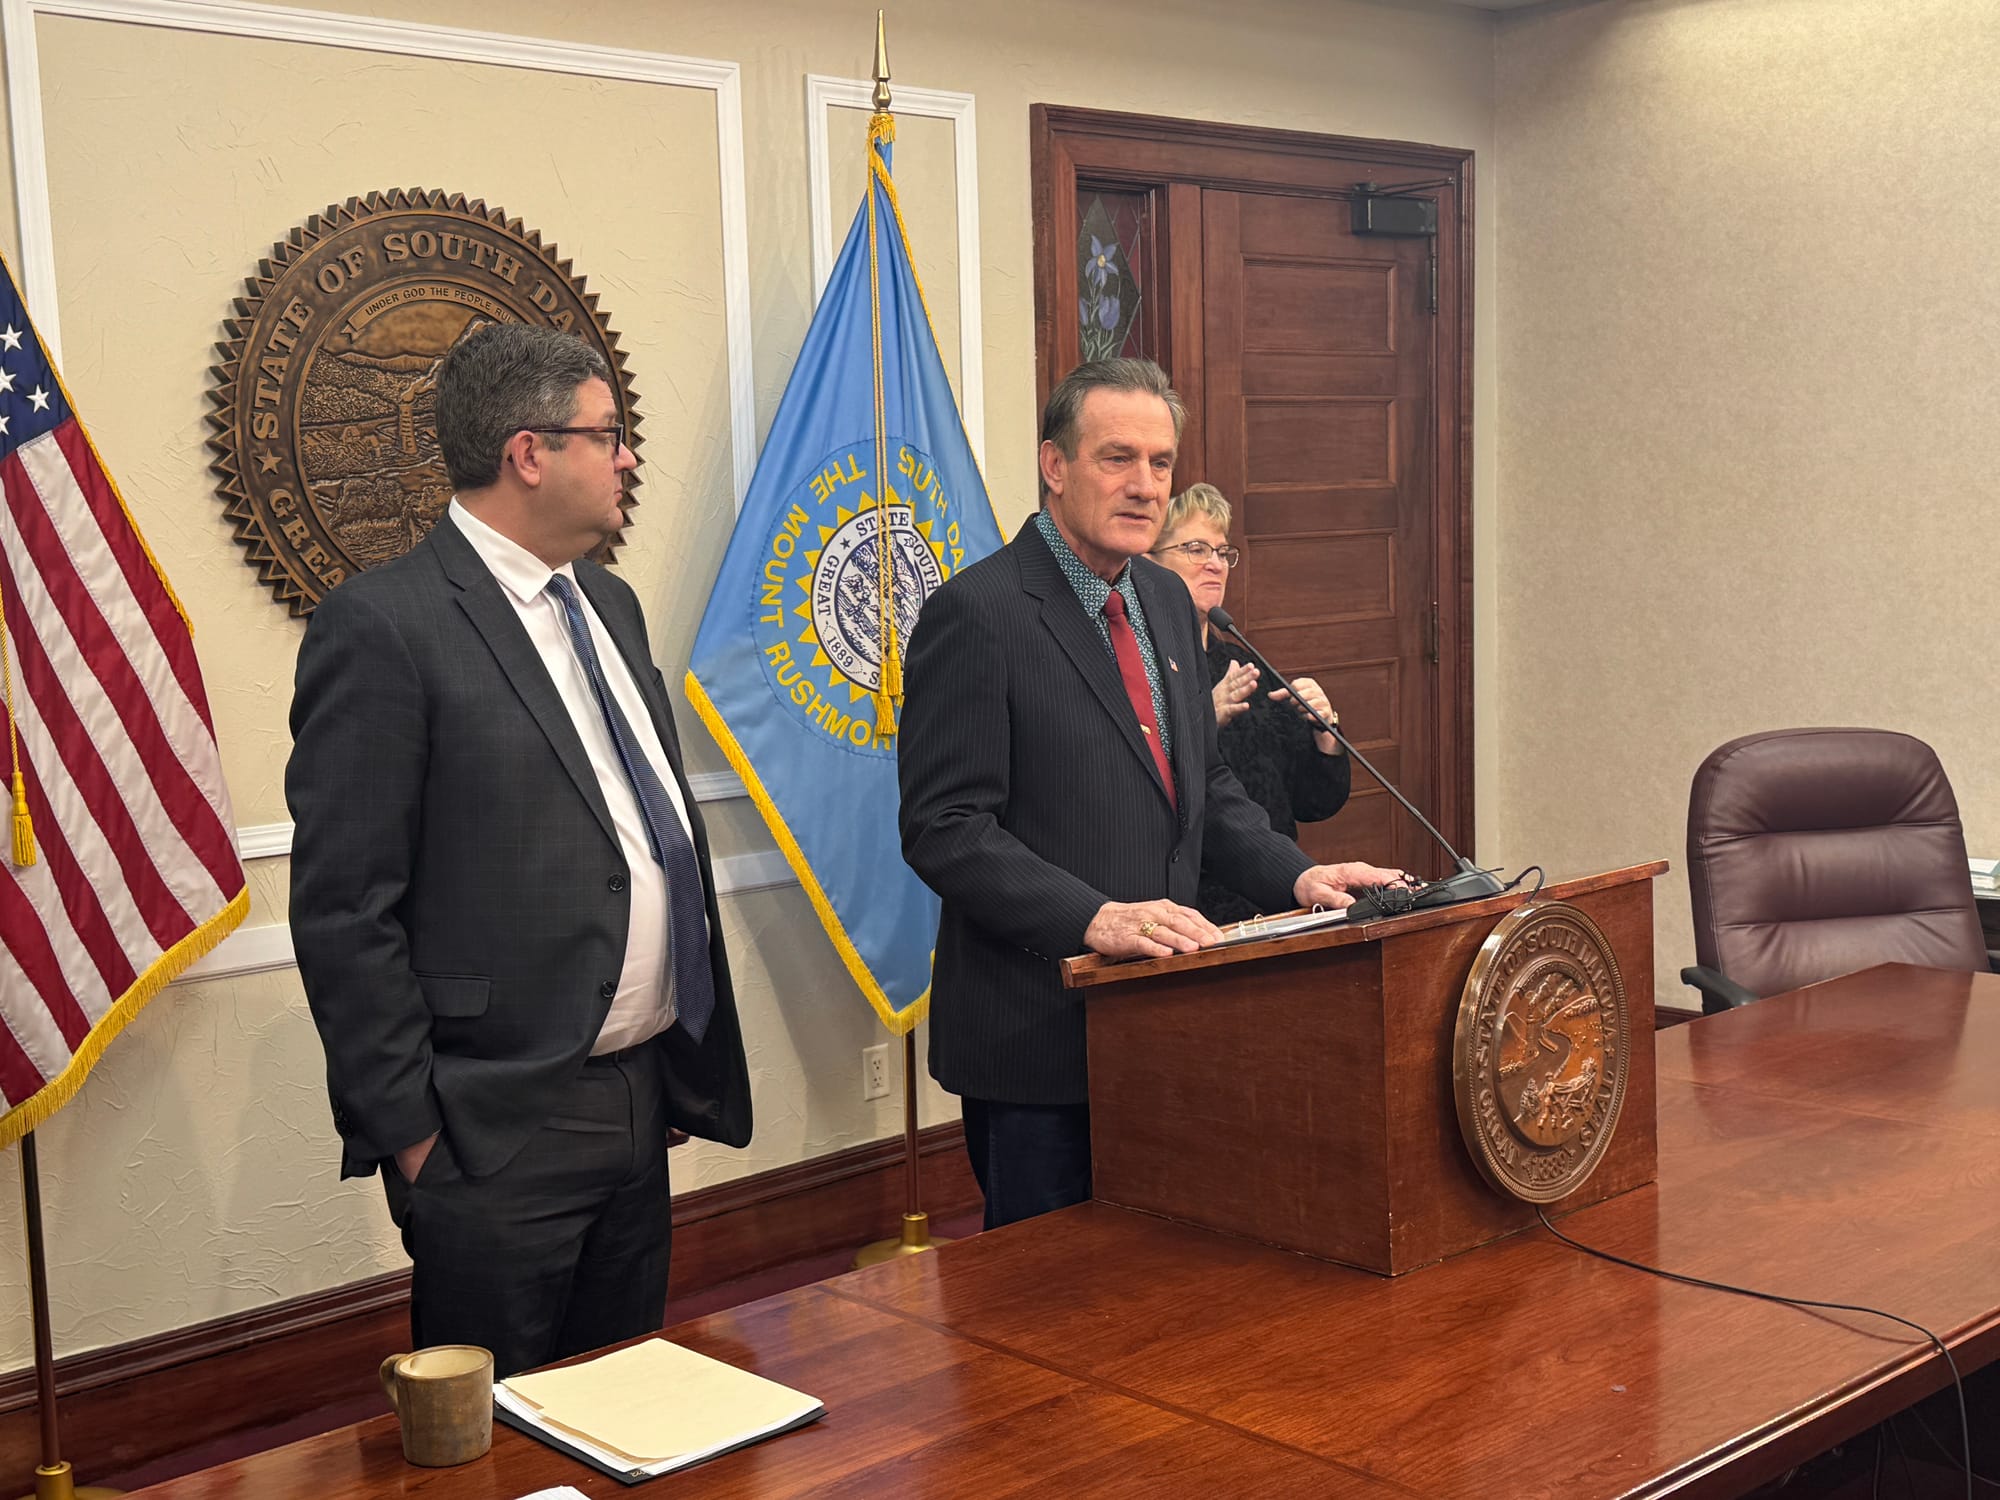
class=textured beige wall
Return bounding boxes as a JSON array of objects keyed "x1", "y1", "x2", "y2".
[
  {"x1": 1495, "y1": 0, "x2": 2000, "y2": 1004},
  {"x1": 0, "y1": 0, "x2": 1496, "y2": 1369}
]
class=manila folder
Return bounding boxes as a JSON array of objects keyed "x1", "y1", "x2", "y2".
[{"x1": 500, "y1": 1337, "x2": 822, "y2": 1470}]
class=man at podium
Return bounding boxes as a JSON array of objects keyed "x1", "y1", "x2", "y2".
[{"x1": 898, "y1": 358, "x2": 1402, "y2": 1229}]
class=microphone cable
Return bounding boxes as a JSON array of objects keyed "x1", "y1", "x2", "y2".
[
  {"x1": 1898, "y1": 1400, "x2": 1999, "y2": 1492},
  {"x1": 1534, "y1": 1206, "x2": 1974, "y2": 1500}
]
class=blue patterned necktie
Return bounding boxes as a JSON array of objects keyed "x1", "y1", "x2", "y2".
[{"x1": 545, "y1": 573, "x2": 715, "y2": 1044}]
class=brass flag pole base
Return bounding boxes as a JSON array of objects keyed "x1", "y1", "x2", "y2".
[
  {"x1": 14, "y1": 1137, "x2": 125, "y2": 1500},
  {"x1": 13, "y1": 1461, "x2": 123, "y2": 1500},
  {"x1": 851, "y1": 1025, "x2": 953, "y2": 1269},
  {"x1": 853, "y1": 1210, "x2": 951, "y2": 1268}
]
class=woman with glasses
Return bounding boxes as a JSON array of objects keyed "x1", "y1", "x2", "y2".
[{"x1": 1150, "y1": 483, "x2": 1351, "y2": 924}]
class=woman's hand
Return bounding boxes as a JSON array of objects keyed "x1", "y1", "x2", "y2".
[
  {"x1": 1212, "y1": 658, "x2": 1259, "y2": 728},
  {"x1": 1269, "y1": 675, "x2": 1341, "y2": 754}
]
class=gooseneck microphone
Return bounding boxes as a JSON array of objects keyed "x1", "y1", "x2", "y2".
[{"x1": 1206, "y1": 606, "x2": 1504, "y2": 908}]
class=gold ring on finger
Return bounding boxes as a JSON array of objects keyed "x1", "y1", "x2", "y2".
[{"x1": 1138, "y1": 920, "x2": 1158, "y2": 938}]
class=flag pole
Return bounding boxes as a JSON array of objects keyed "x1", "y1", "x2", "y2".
[
  {"x1": 853, "y1": 1029, "x2": 950, "y2": 1266},
  {"x1": 852, "y1": 10, "x2": 950, "y2": 1270},
  {"x1": 11, "y1": 1134, "x2": 121, "y2": 1500},
  {"x1": 864, "y1": 5, "x2": 904, "y2": 746}
]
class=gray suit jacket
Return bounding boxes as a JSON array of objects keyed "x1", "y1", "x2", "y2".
[
  {"x1": 898, "y1": 520, "x2": 1310, "y2": 1106},
  {"x1": 287, "y1": 518, "x2": 752, "y2": 1180}
]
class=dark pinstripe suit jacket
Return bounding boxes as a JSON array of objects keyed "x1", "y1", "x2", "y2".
[
  {"x1": 898, "y1": 520, "x2": 1311, "y2": 1106},
  {"x1": 286, "y1": 518, "x2": 752, "y2": 1181}
]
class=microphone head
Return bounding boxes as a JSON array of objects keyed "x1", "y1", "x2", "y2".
[{"x1": 1206, "y1": 605, "x2": 1237, "y2": 633}]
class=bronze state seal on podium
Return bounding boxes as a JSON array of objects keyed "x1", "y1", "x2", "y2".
[{"x1": 1452, "y1": 901, "x2": 1634, "y2": 1205}]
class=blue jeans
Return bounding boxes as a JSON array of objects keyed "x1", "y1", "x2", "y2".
[{"x1": 960, "y1": 1097, "x2": 1092, "y2": 1230}]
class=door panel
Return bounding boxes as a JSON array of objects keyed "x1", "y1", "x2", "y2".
[
  {"x1": 1205, "y1": 188, "x2": 1439, "y2": 876},
  {"x1": 1244, "y1": 400, "x2": 1396, "y2": 486},
  {"x1": 1241, "y1": 261, "x2": 1395, "y2": 352},
  {"x1": 1247, "y1": 535, "x2": 1396, "y2": 627}
]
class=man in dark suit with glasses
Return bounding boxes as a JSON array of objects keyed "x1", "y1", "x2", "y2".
[{"x1": 288, "y1": 322, "x2": 751, "y2": 1376}]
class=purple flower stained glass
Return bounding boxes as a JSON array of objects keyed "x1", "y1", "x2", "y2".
[{"x1": 1077, "y1": 195, "x2": 1141, "y2": 362}]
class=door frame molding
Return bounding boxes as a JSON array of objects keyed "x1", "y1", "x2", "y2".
[{"x1": 1029, "y1": 104, "x2": 1475, "y2": 861}]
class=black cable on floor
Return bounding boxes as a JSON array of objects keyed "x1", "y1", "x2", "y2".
[
  {"x1": 1900, "y1": 1404, "x2": 2000, "y2": 1492},
  {"x1": 1892, "y1": 1416, "x2": 1920, "y2": 1497}
]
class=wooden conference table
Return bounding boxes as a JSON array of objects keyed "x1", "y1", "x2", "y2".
[{"x1": 135, "y1": 964, "x2": 2000, "y2": 1498}]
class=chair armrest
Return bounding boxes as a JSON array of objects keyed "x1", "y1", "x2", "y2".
[{"x1": 1680, "y1": 965, "x2": 1760, "y2": 1015}]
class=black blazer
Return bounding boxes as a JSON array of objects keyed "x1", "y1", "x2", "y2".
[
  {"x1": 287, "y1": 518, "x2": 752, "y2": 1181},
  {"x1": 898, "y1": 520, "x2": 1310, "y2": 1106}
]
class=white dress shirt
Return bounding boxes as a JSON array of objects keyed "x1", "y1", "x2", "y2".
[{"x1": 448, "y1": 500, "x2": 700, "y2": 1052}]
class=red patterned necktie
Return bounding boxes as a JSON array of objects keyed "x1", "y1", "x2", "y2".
[{"x1": 1102, "y1": 589, "x2": 1175, "y2": 809}]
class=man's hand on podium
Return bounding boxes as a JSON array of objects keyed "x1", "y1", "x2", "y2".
[
  {"x1": 1086, "y1": 899, "x2": 1223, "y2": 959},
  {"x1": 1294, "y1": 862, "x2": 1410, "y2": 910}
]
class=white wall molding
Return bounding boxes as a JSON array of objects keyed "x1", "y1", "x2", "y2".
[
  {"x1": 804, "y1": 74, "x2": 984, "y2": 464},
  {"x1": 686, "y1": 769, "x2": 748, "y2": 804},
  {"x1": 233, "y1": 771, "x2": 748, "y2": 865},
  {"x1": 1, "y1": 0, "x2": 757, "y2": 505},
  {"x1": 181, "y1": 846, "x2": 799, "y2": 985},
  {"x1": 715, "y1": 848, "x2": 797, "y2": 897},
  {"x1": 178, "y1": 920, "x2": 295, "y2": 983},
  {"x1": 236, "y1": 822, "x2": 293, "y2": 863}
]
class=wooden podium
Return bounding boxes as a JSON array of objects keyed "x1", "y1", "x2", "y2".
[{"x1": 1062, "y1": 862, "x2": 1665, "y2": 1275}]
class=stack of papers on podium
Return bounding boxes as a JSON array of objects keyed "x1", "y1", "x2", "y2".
[
  {"x1": 494, "y1": 1338, "x2": 824, "y2": 1484},
  {"x1": 1971, "y1": 857, "x2": 2000, "y2": 895},
  {"x1": 1215, "y1": 906, "x2": 1349, "y2": 946}
]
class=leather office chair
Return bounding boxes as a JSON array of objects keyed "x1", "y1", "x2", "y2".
[{"x1": 1683, "y1": 727, "x2": 1986, "y2": 1013}]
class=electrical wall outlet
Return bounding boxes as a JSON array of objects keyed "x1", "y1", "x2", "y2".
[{"x1": 861, "y1": 1042, "x2": 891, "y2": 1101}]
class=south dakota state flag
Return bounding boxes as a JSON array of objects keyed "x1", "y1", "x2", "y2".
[{"x1": 686, "y1": 113, "x2": 1002, "y2": 1033}]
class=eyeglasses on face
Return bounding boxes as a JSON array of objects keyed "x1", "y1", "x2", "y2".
[
  {"x1": 1152, "y1": 539, "x2": 1240, "y2": 569},
  {"x1": 523, "y1": 420, "x2": 627, "y2": 452}
]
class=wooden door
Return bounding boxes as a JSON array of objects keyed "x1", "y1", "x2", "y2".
[
  {"x1": 1203, "y1": 190, "x2": 1437, "y2": 874},
  {"x1": 1031, "y1": 106, "x2": 1474, "y2": 878}
]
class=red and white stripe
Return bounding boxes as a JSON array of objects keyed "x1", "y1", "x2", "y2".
[{"x1": 0, "y1": 421, "x2": 246, "y2": 1123}]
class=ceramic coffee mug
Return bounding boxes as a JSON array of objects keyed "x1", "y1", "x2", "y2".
[{"x1": 379, "y1": 1344, "x2": 494, "y2": 1466}]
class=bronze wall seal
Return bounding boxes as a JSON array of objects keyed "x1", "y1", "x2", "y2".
[
  {"x1": 1452, "y1": 901, "x2": 1632, "y2": 1203},
  {"x1": 208, "y1": 189, "x2": 642, "y2": 615}
]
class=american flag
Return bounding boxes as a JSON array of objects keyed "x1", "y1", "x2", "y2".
[{"x1": 0, "y1": 257, "x2": 247, "y2": 1149}]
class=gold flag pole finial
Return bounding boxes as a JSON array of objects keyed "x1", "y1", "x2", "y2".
[{"x1": 872, "y1": 9, "x2": 891, "y2": 112}]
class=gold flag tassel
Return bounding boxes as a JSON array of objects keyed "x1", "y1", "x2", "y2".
[
  {"x1": 0, "y1": 571, "x2": 34, "y2": 868},
  {"x1": 867, "y1": 23, "x2": 901, "y2": 745},
  {"x1": 8, "y1": 769, "x2": 30, "y2": 870}
]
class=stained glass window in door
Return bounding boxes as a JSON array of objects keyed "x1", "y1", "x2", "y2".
[{"x1": 1077, "y1": 191, "x2": 1150, "y2": 361}]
